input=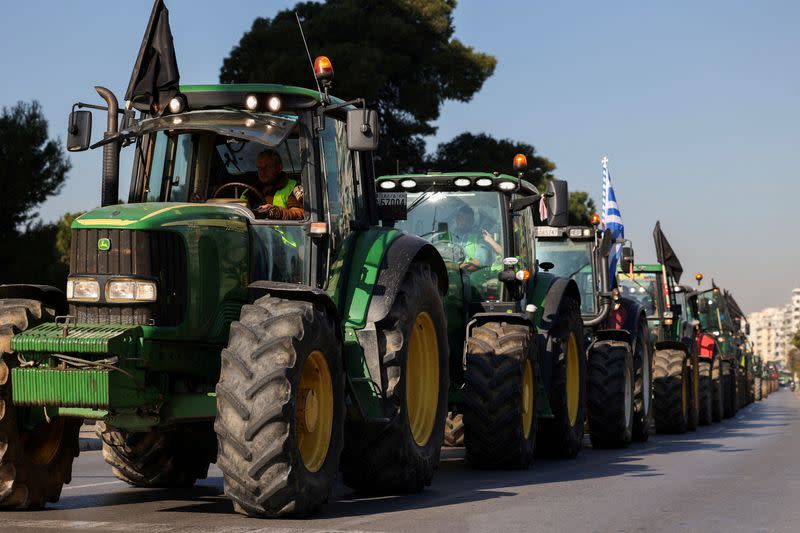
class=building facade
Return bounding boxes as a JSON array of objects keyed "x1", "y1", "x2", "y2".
[{"x1": 748, "y1": 288, "x2": 800, "y2": 366}]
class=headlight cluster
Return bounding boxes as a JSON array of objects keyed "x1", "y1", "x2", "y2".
[{"x1": 67, "y1": 278, "x2": 157, "y2": 303}]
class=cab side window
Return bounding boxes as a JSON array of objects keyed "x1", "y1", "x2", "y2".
[{"x1": 319, "y1": 116, "x2": 362, "y2": 253}]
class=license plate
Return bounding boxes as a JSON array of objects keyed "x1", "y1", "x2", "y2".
[{"x1": 535, "y1": 226, "x2": 561, "y2": 237}]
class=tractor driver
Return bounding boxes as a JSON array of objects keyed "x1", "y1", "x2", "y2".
[
  {"x1": 246, "y1": 149, "x2": 304, "y2": 220},
  {"x1": 452, "y1": 205, "x2": 502, "y2": 271}
]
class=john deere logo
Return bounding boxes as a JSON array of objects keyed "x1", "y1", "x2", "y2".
[{"x1": 98, "y1": 238, "x2": 111, "y2": 251}]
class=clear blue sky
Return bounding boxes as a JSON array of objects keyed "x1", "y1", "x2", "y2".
[{"x1": 1, "y1": 1, "x2": 797, "y2": 313}]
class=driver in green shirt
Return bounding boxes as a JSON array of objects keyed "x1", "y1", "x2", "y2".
[{"x1": 452, "y1": 205, "x2": 502, "y2": 271}]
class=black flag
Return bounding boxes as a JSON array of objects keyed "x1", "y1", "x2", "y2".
[
  {"x1": 653, "y1": 221, "x2": 683, "y2": 283},
  {"x1": 125, "y1": 0, "x2": 180, "y2": 115}
]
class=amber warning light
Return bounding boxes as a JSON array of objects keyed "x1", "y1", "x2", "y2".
[
  {"x1": 590, "y1": 214, "x2": 601, "y2": 226},
  {"x1": 513, "y1": 154, "x2": 528, "y2": 172},
  {"x1": 314, "y1": 56, "x2": 334, "y2": 84}
]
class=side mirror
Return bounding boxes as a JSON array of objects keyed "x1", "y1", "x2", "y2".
[
  {"x1": 619, "y1": 245, "x2": 634, "y2": 273},
  {"x1": 672, "y1": 304, "x2": 682, "y2": 318},
  {"x1": 67, "y1": 110, "x2": 92, "y2": 152},
  {"x1": 347, "y1": 108, "x2": 379, "y2": 151},
  {"x1": 598, "y1": 230, "x2": 612, "y2": 258},
  {"x1": 745, "y1": 323, "x2": 750, "y2": 335},
  {"x1": 545, "y1": 179, "x2": 569, "y2": 227}
]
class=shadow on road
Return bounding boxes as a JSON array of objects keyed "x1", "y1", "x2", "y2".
[{"x1": 48, "y1": 393, "x2": 797, "y2": 521}]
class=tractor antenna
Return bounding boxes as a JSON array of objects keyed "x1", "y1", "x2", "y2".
[{"x1": 295, "y1": 11, "x2": 324, "y2": 102}]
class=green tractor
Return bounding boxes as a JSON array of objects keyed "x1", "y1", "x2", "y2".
[
  {"x1": 376, "y1": 159, "x2": 586, "y2": 467},
  {"x1": 753, "y1": 355, "x2": 764, "y2": 401},
  {"x1": 535, "y1": 218, "x2": 653, "y2": 447},
  {"x1": 0, "y1": 63, "x2": 454, "y2": 515}
]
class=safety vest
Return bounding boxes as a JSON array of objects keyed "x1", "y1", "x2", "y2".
[{"x1": 272, "y1": 178, "x2": 298, "y2": 208}]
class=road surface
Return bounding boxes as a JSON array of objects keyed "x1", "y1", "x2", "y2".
[{"x1": 2, "y1": 390, "x2": 798, "y2": 533}]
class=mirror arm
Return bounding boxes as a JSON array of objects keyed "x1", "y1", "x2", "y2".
[{"x1": 510, "y1": 193, "x2": 541, "y2": 212}]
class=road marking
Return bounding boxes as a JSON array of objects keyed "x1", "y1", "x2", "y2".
[{"x1": 62, "y1": 480, "x2": 125, "y2": 491}]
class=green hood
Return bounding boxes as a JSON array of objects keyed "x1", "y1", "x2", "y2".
[{"x1": 72, "y1": 202, "x2": 250, "y2": 232}]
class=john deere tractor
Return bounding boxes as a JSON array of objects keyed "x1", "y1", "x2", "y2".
[
  {"x1": 536, "y1": 218, "x2": 652, "y2": 447},
  {"x1": 0, "y1": 62, "x2": 453, "y2": 516},
  {"x1": 376, "y1": 161, "x2": 585, "y2": 468}
]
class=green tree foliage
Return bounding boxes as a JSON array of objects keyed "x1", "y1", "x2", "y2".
[
  {"x1": 2, "y1": 222, "x2": 69, "y2": 288},
  {"x1": 0, "y1": 101, "x2": 70, "y2": 241},
  {"x1": 425, "y1": 132, "x2": 556, "y2": 188},
  {"x1": 220, "y1": 0, "x2": 496, "y2": 173},
  {"x1": 55, "y1": 212, "x2": 85, "y2": 265},
  {"x1": 426, "y1": 132, "x2": 596, "y2": 225},
  {"x1": 568, "y1": 190, "x2": 597, "y2": 226}
]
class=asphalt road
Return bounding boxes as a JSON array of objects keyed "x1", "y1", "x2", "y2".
[{"x1": 2, "y1": 390, "x2": 799, "y2": 533}]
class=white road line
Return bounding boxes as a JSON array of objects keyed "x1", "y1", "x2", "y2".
[{"x1": 61, "y1": 480, "x2": 125, "y2": 491}]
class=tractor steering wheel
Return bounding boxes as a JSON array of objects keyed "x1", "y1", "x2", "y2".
[{"x1": 212, "y1": 182, "x2": 265, "y2": 204}]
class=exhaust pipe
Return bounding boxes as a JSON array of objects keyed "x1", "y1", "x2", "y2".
[{"x1": 95, "y1": 86, "x2": 120, "y2": 207}]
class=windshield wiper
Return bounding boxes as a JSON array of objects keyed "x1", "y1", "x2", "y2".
[{"x1": 406, "y1": 185, "x2": 437, "y2": 214}]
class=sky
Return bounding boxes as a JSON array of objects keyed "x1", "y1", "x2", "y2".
[{"x1": 0, "y1": 0, "x2": 798, "y2": 313}]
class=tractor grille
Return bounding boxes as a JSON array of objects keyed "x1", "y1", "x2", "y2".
[{"x1": 69, "y1": 228, "x2": 186, "y2": 326}]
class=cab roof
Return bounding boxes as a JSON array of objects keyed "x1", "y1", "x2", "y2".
[{"x1": 166, "y1": 83, "x2": 344, "y2": 111}]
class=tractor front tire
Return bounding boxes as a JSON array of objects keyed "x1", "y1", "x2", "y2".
[
  {"x1": 341, "y1": 262, "x2": 448, "y2": 493},
  {"x1": 0, "y1": 298, "x2": 80, "y2": 509},
  {"x1": 536, "y1": 297, "x2": 586, "y2": 458},
  {"x1": 97, "y1": 422, "x2": 216, "y2": 487},
  {"x1": 697, "y1": 360, "x2": 713, "y2": 425},
  {"x1": 653, "y1": 349, "x2": 690, "y2": 434},
  {"x1": 754, "y1": 377, "x2": 762, "y2": 401},
  {"x1": 463, "y1": 322, "x2": 537, "y2": 468},
  {"x1": 632, "y1": 323, "x2": 653, "y2": 442},
  {"x1": 711, "y1": 358, "x2": 724, "y2": 422},
  {"x1": 215, "y1": 296, "x2": 344, "y2": 518},
  {"x1": 586, "y1": 340, "x2": 634, "y2": 448},
  {"x1": 721, "y1": 361, "x2": 737, "y2": 419}
]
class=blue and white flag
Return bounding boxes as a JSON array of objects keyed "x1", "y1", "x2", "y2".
[{"x1": 601, "y1": 157, "x2": 624, "y2": 284}]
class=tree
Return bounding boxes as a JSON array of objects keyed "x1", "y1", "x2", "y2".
[
  {"x1": 220, "y1": 0, "x2": 496, "y2": 173},
  {"x1": 427, "y1": 132, "x2": 596, "y2": 224},
  {"x1": 426, "y1": 132, "x2": 556, "y2": 188},
  {"x1": 568, "y1": 191, "x2": 596, "y2": 226},
  {"x1": 0, "y1": 101, "x2": 71, "y2": 241}
]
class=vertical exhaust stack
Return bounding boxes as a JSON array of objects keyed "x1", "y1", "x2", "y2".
[{"x1": 95, "y1": 86, "x2": 120, "y2": 207}]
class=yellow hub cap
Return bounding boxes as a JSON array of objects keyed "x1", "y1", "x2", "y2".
[
  {"x1": 296, "y1": 350, "x2": 333, "y2": 473},
  {"x1": 522, "y1": 358, "x2": 534, "y2": 439},
  {"x1": 406, "y1": 311, "x2": 439, "y2": 447},
  {"x1": 20, "y1": 416, "x2": 66, "y2": 466},
  {"x1": 566, "y1": 333, "x2": 580, "y2": 427}
]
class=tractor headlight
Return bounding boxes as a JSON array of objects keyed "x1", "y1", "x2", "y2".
[
  {"x1": 106, "y1": 279, "x2": 158, "y2": 303},
  {"x1": 66, "y1": 278, "x2": 100, "y2": 302}
]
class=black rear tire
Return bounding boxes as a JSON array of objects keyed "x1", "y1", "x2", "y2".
[
  {"x1": 722, "y1": 361, "x2": 737, "y2": 419},
  {"x1": 754, "y1": 377, "x2": 762, "y2": 401},
  {"x1": 653, "y1": 349, "x2": 689, "y2": 434},
  {"x1": 697, "y1": 360, "x2": 713, "y2": 425},
  {"x1": 0, "y1": 298, "x2": 80, "y2": 509},
  {"x1": 462, "y1": 322, "x2": 537, "y2": 469},
  {"x1": 631, "y1": 322, "x2": 653, "y2": 442},
  {"x1": 215, "y1": 296, "x2": 344, "y2": 518},
  {"x1": 341, "y1": 262, "x2": 448, "y2": 493},
  {"x1": 711, "y1": 358, "x2": 723, "y2": 422},
  {"x1": 536, "y1": 297, "x2": 586, "y2": 458},
  {"x1": 587, "y1": 340, "x2": 634, "y2": 448},
  {"x1": 97, "y1": 422, "x2": 216, "y2": 487}
]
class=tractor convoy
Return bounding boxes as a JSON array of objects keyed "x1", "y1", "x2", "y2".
[{"x1": 0, "y1": 4, "x2": 780, "y2": 520}]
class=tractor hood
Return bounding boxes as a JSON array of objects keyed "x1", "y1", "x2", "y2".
[{"x1": 72, "y1": 202, "x2": 252, "y2": 232}]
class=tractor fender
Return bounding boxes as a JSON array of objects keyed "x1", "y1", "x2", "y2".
[
  {"x1": 365, "y1": 234, "x2": 447, "y2": 325},
  {"x1": 538, "y1": 277, "x2": 580, "y2": 333},
  {"x1": 0, "y1": 284, "x2": 67, "y2": 315},
  {"x1": 592, "y1": 328, "x2": 632, "y2": 346},
  {"x1": 248, "y1": 280, "x2": 341, "y2": 341},
  {"x1": 654, "y1": 340, "x2": 689, "y2": 354}
]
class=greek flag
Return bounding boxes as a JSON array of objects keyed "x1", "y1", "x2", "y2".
[{"x1": 601, "y1": 157, "x2": 624, "y2": 283}]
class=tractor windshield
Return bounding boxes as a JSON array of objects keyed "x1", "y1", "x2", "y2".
[
  {"x1": 396, "y1": 190, "x2": 507, "y2": 301},
  {"x1": 617, "y1": 272, "x2": 659, "y2": 317},
  {"x1": 137, "y1": 110, "x2": 302, "y2": 206},
  {"x1": 695, "y1": 290, "x2": 727, "y2": 332},
  {"x1": 537, "y1": 239, "x2": 596, "y2": 314}
]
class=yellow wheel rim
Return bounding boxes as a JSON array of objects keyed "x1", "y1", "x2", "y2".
[
  {"x1": 296, "y1": 350, "x2": 334, "y2": 473},
  {"x1": 566, "y1": 333, "x2": 580, "y2": 427},
  {"x1": 20, "y1": 417, "x2": 66, "y2": 466},
  {"x1": 522, "y1": 358, "x2": 534, "y2": 439},
  {"x1": 406, "y1": 311, "x2": 439, "y2": 447}
]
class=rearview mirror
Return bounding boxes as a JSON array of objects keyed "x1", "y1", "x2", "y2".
[
  {"x1": 546, "y1": 179, "x2": 569, "y2": 227},
  {"x1": 599, "y1": 230, "x2": 612, "y2": 258},
  {"x1": 347, "y1": 108, "x2": 379, "y2": 151},
  {"x1": 619, "y1": 245, "x2": 634, "y2": 273},
  {"x1": 67, "y1": 110, "x2": 92, "y2": 152}
]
